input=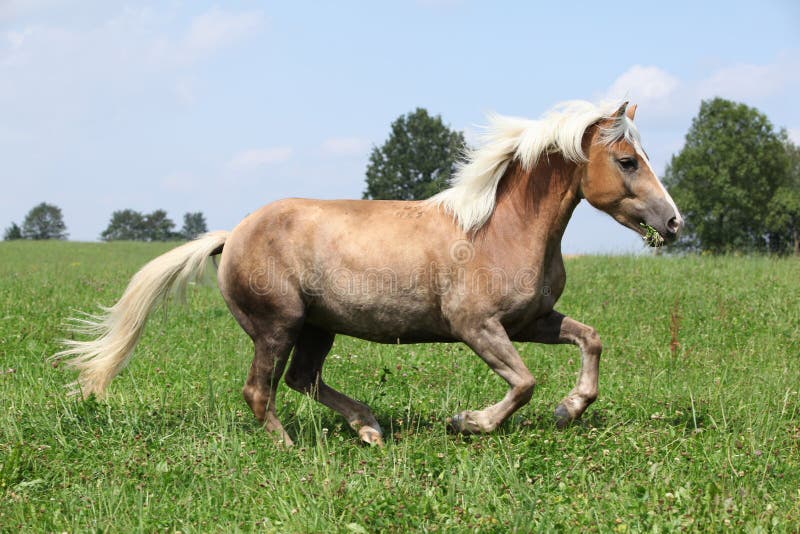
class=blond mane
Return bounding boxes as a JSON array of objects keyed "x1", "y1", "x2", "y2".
[{"x1": 428, "y1": 100, "x2": 639, "y2": 232}]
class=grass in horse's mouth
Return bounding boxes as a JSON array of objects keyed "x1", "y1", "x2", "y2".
[{"x1": 640, "y1": 223, "x2": 665, "y2": 247}]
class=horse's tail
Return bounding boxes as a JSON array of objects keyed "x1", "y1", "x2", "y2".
[{"x1": 53, "y1": 231, "x2": 230, "y2": 398}]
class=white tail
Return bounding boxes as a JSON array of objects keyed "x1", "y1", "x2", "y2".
[{"x1": 54, "y1": 231, "x2": 230, "y2": 398}]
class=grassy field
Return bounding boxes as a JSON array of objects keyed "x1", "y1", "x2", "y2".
[{"x1": 1, "y1": 241, "x2": 799, "y2": 532}]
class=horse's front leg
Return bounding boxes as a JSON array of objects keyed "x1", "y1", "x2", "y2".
[
  {"x1": 448, "y1": 318, "x2": 536, "y2": 434},
  {"x1": 522, "y1": 310, "x2": 602, "y2": 427}
]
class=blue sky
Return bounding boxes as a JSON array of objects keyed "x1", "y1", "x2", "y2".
[{"x1": 2, "y1": 1, "x2": 798, "y2": 252}]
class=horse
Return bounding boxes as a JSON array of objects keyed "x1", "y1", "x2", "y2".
[{"x1": 55, "y1": 100, "x2": 682, "y2": 446}]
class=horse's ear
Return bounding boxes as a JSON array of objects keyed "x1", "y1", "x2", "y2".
[
  {"x1": 625, "y1": 103, "x2": 637, "y2": 121},
  {"x1": 614, "y1": 101, "x2": 629, "y2": 118}
]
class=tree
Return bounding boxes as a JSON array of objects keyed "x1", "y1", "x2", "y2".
[
  {"x1": 101, "y1": 209, "x2": 147, "y2": 241},
  {"x1": 143, "y1": 210, "x2": 177, "y2": 241},
  {"x1": 4, "y1": 222, "x2": 22, "y2": 240},
  {"x1": 766, "y1": 139, "x2": 800, "y2": 255},
  {"x1": 181, "y1": 212, "x2": 208, "y2": 240},
  {"x1": 363, "y1": 108, "x2": 466, "y2": 200},
  {"x1": 663, "y1": 98, "x2": 791, "y2": 254},
  {"x1": 21, "y1": 202, "x2": 68, "y2": 240},
  {"x1": 101, "y1": 209, "x2": 180, "y2": 241}
]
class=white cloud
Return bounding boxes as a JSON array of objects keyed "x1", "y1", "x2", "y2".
[
  {"x1": 695, "y1": 60, "x2": 800, "y2": 102},
  {"x1": 145, "y1": 7, "x2": 264, "y2": 65},
  {"x1": 604, "y1": 65, "x2": 680, "y2": 105},
  {"x1": 0, "y1": 4, "x2": 267, "y2": 120},
  {"x1": 788, "y1": 128, "x2": 800, "y2": 145},
  {"x1": 182, "y1": 7, "x2": 264, "y2": 58},
  {"x1": 605, "y1": 56, "x2": 800, "y2": 115},
  {"x1": 1, "y1": 6, "x2": 264, "y2": 73},
  {"x1": 321, "y1": 137, "x2": 370, "y2": 156},
  {"x1": 228, "y1": 147, "x2": 293, "y2": 171},
  {"x1": 7, "y1": 27, "x2": 33, "y2": 49},
  {"x1": 0, "y1": 0, "x2": 64, "y2": 23},
  {"x1": 1, "y1": 25, "x2": 75, "y2": 69}
]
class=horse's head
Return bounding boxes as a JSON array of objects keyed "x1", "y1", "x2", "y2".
[{"x1": 581, "y1": 102, "x2": 682, "y2": 246}]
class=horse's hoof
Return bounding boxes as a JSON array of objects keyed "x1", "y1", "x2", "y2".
[
  {"x1": 358, "y1": 426, "x2": 384, "y2": 446},
  {"x1": 447, "y1": 412, "x2": 486, "y2": 434},
  {"x1": 554, "y1": 404, "x2": 572, "y2": 429},
  {"x1": 447, "y1": 413, "x2": 466, "y2": 434}
]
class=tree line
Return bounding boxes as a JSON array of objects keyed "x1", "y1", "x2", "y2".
[
  {"x1": 4, "y1": 98, "x2": 799, "y2": 254},
  {"x1": 4, "y1": 206, "x2": 208, "y2": 242},
  {"x1": 100, "y1": 210, "x2": 207, "y2": 241}
]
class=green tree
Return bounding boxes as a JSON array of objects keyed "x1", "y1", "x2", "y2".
[
  {"x1": 363, "y1": 108, "x2": 466, "y2": 200},
  {"x1": 21, "y1": 202, "x2": 68, "y2": 240},
  {"x1": 101, "y1": 209, "x2": 182, "y2": 241},
  {"x1": 4, "y1": 222, "x2": 22, "y2": 240},
  {"x1": 766, "y1": 139, "x2": 800, "y2": 255},
  {"x1": 143, "y1": 210, "x2": 177, "y2": 241},
  {"x1": 663, "y1": 98, "x2": 791, "y2": 253},
  {"x1": 181, "y1": 212, "x2": 208, "y2": 240},
  {"x1": 101, "y1": 209, "x2": 147, "y2": 241}
]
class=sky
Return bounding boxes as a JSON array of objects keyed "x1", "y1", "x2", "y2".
[{"x1": 1, "y1": 1, "x2": 799, "y2": 253}]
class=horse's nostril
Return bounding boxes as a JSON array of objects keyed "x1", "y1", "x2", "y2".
[{"x1": 667, "y1": 217, "x2": 680, "y2": 234}]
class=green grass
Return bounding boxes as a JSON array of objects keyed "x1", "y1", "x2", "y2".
[{"x1": 1, "y1": 241, "x2": 799, "y2": 532}]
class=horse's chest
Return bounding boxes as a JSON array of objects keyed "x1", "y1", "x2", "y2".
[
  {"x1": 498, "y1": 263, "x2": 565, "y2": 331},
  {"x1": 500, "y1": 293, "x2": 554, "y2": 332}
]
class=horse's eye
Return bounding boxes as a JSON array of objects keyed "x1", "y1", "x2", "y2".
[{"x1": 617, "y1": 157, "x2": 638, "y2": 172}]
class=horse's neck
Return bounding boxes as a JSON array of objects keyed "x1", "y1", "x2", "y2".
[{"x1": 483, "y1": 156, "x2": 582, "y2": 259}]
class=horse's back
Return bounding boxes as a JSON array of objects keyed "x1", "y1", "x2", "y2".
[{"x1": 224, "y1": 197, "x2": 451, "y2": 265}]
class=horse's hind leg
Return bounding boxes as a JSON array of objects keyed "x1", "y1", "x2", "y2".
[
  {"x1": 243, "y1": 329, "x2": 297, "y2": 446},
  {"x1": 285, "y1": 324, "x2": 383, "y2": 446}
]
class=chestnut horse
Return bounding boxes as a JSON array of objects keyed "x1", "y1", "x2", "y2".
[{"x1": 56, "y1": 101, "x2": 682, "y2": 446}]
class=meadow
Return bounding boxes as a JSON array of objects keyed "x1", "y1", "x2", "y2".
[{"x1": 1, "y1": 241, "x2": 798, "y2": 532}]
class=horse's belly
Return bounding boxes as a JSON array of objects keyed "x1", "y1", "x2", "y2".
[{"x1": 305, "y1": 294, "x2": 452, "y2": 343}]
